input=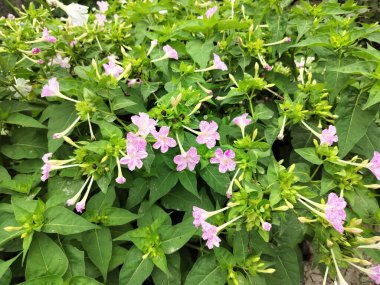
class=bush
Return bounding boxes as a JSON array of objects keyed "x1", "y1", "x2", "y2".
[{"x1": 0, "y1": 0, "x2": 380, "y2": 284}]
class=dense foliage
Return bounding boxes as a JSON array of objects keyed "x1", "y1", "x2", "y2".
[{"x1": 0, "y1": 0, "x2": 380, "y2": 284}]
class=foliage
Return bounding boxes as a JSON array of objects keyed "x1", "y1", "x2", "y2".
[{"x1": 0, "y1": 0, "x2": 380, "y2": 284}]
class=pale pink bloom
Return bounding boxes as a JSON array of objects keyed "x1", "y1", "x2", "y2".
[
  {"x1": 163, "y1": 45, "x2": 178, "y2": 60},
  {"x1": 120, "y1": 147, "x2": 148, "y2": 171},
  {"x1": 369, "y1": 151, "x2": 380, "y2": 180},
  {"x1": 127, "y1": 78, "x2": 142, "y2": 87},
  {"x1": 131, "y1": 112, "x2": 157, "y2": 138},
  {"x1": 42, "y1": 28, "x2": 57, "y2": 43},
  {"x1": 325, "y1": 193, "x2": 346, "y2": 234},
  {"x1": 37, "y1": 59, "x2": 44, "y2": 64},
  {"x1": 233, "y1": 113, "x2": 252, "y2": 129},
  {"x1": 32, "y1": 48, "x2": 41, "y2": 54},
  {"x1": 66, "y1": 197, "x2": 76, "y2": 206},
  {"x1": 152, "y1": 126, "x2": 177, "y2": 153},
  {"x1": 116, "y1": 176, "x2": 126, "y2": 184},
  {"x1": 95, "y1": 13, "x2": 107, "y2": 26},
  {"x1": 41, "y1": 77, "x2": 60, "y2": 97},
  {"x1": 213, "y1": 54, "x2": 227, "y2": 71},
  {"x1": 210, "y1": 148, "x2": 236, "y2": 173},
  {"x1": 126, "y1": 132, "x2": 147, "y2": 152},
  {"x1": 103, "y1": 58, "x2": 124, "y2": 78},
  {"x1": 368, "y1": 265, "x2": 380, "y2": 284},
  {"x1": 192, "y1": 206, "x2": 207, "y2": 228},
  {"x1": 41, "y1": 153, "x2": 53, "y2": 181},
  {"x1": 196, "y1": 121, "x2": 220, "y2": 149},
  {"x1": 75, "y1": 201, "x2": 86, "y2": 213},
  {"x1": 151, "y1": 39, "x2": 158, "y2": 48},
  {"x1": 284, "y1": 37, "x2": 292, "y2": 43},
  {"x1": 8, "y1": 14, "x2": 15, "y2": 20},
  {"x1": 97, "y1": 1, "x2": 109, "y2": 13},
  {"x1": 173, "y1": 147, "x2": 200, "y2": 171},
  {"x1": 264, "y1": 64, "x2": 273, "y2": 71},
  {"x1": 201, "y1": 222, "x2": 221, "y2": 249},
  {"x1": 320, "y1": 125, "x2": 338, "y2": 146},
  {"x1": 263, "y1": 222, "x2": 272, "y2": 231},
  {"x1": 70, "y1": 40, "x2": 77, "y2": 47},
  {"x1": 50, "y1": 54, "x2": 71, "y2": 69},
  {"x1": 205, "y1": 6, "x2": 217, "y2": 19}
]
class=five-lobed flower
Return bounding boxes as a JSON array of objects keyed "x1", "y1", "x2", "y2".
[{"x1": 210, "y1": 148, "x2": 236, "y2": 173}]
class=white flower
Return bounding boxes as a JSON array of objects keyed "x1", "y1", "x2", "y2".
[
  {"x1": 9, "y1": 78, "x2": 32, "y2": 98},
  {"x1": 49, "y1": 54, "x2": 71, "y2": 69},
  {"x1": 57, "y1": 1, "x2": 89, "y2": 27}
]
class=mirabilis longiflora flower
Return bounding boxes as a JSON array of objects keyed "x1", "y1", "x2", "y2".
[
  {"x1": 369, "y1": 151, "x2": 380, "y2": 180},
  {"x1": 103, "y1": 56, "x2": 124, "y2": 78},
  {"x1": 41, "y1": 153, "x2": 79, "y2": 182},
  {"x1": 210, "y1": 148, "x2": 236, "y2": 173},
  {"x1": 152, "y1": 126, "x2": 177, "y2": 153},
  {"x1": 297, "y1": 192, "x2": 347, "y2": 234},
  {"x1": 195, "y1": 53, "x2": 228, "y2": 72},
  {"x1": 47, "y1": 0, "x2": 89, "y2": 27},
  {"x1": 232, "y1": 113, "x2": 252, "y2": 137},
  {"x1": 151, "y1": 44, "x2": 178, "y2": 62}
]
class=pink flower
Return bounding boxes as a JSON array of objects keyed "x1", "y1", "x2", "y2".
[
  {"x1": 103, "y1": 57, "x2": 124, "y2": 78},
  {"x1": 320, "y1": 125, "x2": 338, "y2": 146},
  {"x1": 32, "y1": 48, "x2": 41, "y2": 54},
  {"x1": 50, "y1": 54, "x2": 71, "y2": 69},
  {"x1": 210, "y1": 148, "x2": 236, "y2": 173},
  {"x1": 262, "y1": 222, "x2": 272, "y2": 231},
  {"x1": 325, "y1": 193, "x2": 347, "y2": 234},
  {"x1": 41, "y1": 153, "x2": 53, "y2": 181},
  {"x1": 233, "y1": 113, "x2": 252, "y2": 129},
  {"x1": 131, "y1": 112, "x2": 157, "y2": 138},
  {"x1": 201, "y1": 222, "x2": 221, "y2": 249},
  {"x1": 368, "y1": 265, "x2": 380, "y2": 284},
  {"x1": 369, "y1": 151, "x2": 380, "y2": 180},
  {"x1": 152, "y1": 126, "x2": 177, "y2": 153},
  {"x1": 8, "y1": 14, "x2": 15, "y2": 20},
  {"x1": 95, "y1": 13, "x2": 107, "y2": 26},
  {"x1": 264, "y1": 64, "x2": 273, "y2": 71},
  {"x1": 126, "y1": 132, "x2": 147, "y2": 152},
  {"x1": 196, "y1": 121, "x2": 220, "y2": 149},
  {"x1": 115, "y1": 176, "x2": 126, "y2": 184},
  {"x1": 163, "y1": 45, "x2": 178, "y2": 60},
  {"x1": 192, "y1": 206, "x2": 207, "y2": 228},
  {"x1": 173, "y1": 147, "x2": 200, "y2": 171},
  {"x1": 127, "y1": 78, "x2": 142, "y2": 87},
  {"x1": 97, "y1": 1, "x2": 109, "y2": 13},
  {"x1": 42, "y1": 28, "x2": 57, "y2": 43},
  {"x1": 205, "y1": 6, "x2": 217, "y2": 19},
  {"x1": 213, "y1": 54, "x2": 227, "y2": 71},
  {"x1": 70, "y1": 40, "x2": 77, "y2": 47},
  {"x1": 41, "y1": 77, "x2": 60, "y2": 97},
  {"x1": 38, "y1": 59, "x2": 44, "y2": 65},
  {"x1": 120, "y1": 147, "x2": 148, "y2": 171},
  {"x1": 75, "y1": 201, "x2": 86, "y2": 213}
]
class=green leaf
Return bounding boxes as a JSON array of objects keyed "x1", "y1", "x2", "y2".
[
  {"x1": 336, "y1": 89, "x2": 377, "y2": 157},
  {"x1": 345, "y1": 187, "x2": 379, "y2": 222},
  {"x1": 363, "y1": 81, "x2": 380, "y2": 109},
  {"x1": 149, "y1": 168, "x2": 178, "y2": 204},
  {"x1": 265, "y1": 247, "x2": 301, "y2": 285},
  {"x1": 199, "y1": 166, "x2": 230, "y2": 195},
  {"x1": 184, "y1": 254, "x2": 227, "y2": 285},
  {"x1": 119, "y1": 246, "x2": 154, "y2": 285},
  {"x1": 233, "y1": 229, "x2": 249, "y2": 264},
  {"x1": 151, "y1": 248, "x2": 169, "y2": 275},
  {"x1": 81, "y1": 227, "x2": 112, "y2": 281},
  {"x1": 177, "y1": 171, "x2": 199, "y2": 197},
  {"x1": 294, "y1": 148, "x2": 323, "y2": 165},
  {"x1": 96, "y1": 120, "x2": 122, "y2": 139},
  {"x1": 254, "y1": 103, "x2": 274, "y2": 121},
  {"x1": 186, "y1": 38, "x2": 214, "y2": 68},
  {"x1": 158, "y1": 218, "x2": 197, "y2": 254},
  {"x1": 140, "y1": 82, "x2": 160, "y2": 101},
  {"x1": 0, "y1": 254, "x2": 20, "y2": 280},
  {"x1": 42, "y1": 206, "x2": 98, "y2": 235},
  {"x1": 20, "y1": 275, "x2": 63, "y2": 285},
  {"x1": 63, "y1": 244, "x2": 85, "y2": 278},
  {"x1": 214, "y1": 247, "x2": 236, "y2": 267},
  {"x1": 5, "y1": 113, "x2": 46, "y2": 129},
  {"x1": 152, "y1": 252, "x2": 181, "y2": 285},
  {"x1": 66, "y1": 276, "x2": 103, "y2": 285},
  {"x1": 25, "y1": 233, "x2": 68, "y2": 279},
  {"x1": 103, "y1": 207, "x2": 139, "y2": 226},
  {"x1": 127, "y1": 178, "x2": 149, "y2": 209},
  {"x1": 1, "y1": 128, "x2": 47, "y2": 160}
]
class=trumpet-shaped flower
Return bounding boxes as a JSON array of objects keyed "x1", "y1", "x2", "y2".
[
  {"x1": 163, "y1": 45, "x2": 178, "y2": 60},
  {"x1": 103, "y1": 57, "x2": 124, "y2": 78},
  {"x1": 57, "y1": 2, "x2": 89, "y2": 27},
  {"x1": 192, "y1": 205, "x2": 232, "y2": 228},
  {"x1": 152, "y1": 126, "x2": 177, "y2": 153},
  {"x1": 126, "y1": 132, "x2": 147, "y2": 152},
  {"x1": 325, "y1": 193, "x2": 347, "y2": 234},
  {"x1": 95, "y1": 13, "x2": 107, "y2": 26},
  {"x1": 213, "y1": 54, "x2": 228, "y2": 71},
  {"x1": 201, "y1": 222, "x2": 221, "y2": 249},
  {"x1": 9, "y1": 78, "x2": 32, "y2": 98},
  {"x1": 196, "y1": 121, "x2": 220, "y2": 149},
  {"x1": 232, "y1": 113, "x2": 252, "y2": 136},
  {"x1": 369, "y1": 151, "x2": 380, "y2": 180},
  {"x1": 32, "y1": 48, "x2": 41, "y2": 54},
  {"x1": 205, "y1": 6, "x2": 218, "y2": 18},
  {"x1": 368, "y1": 266, "x2": 380, "y2": 284},
  {"x1": 120, "y1": 146, "x2": 148, "y2": 171},
  {"x1": 41, "y1": 77, "x2": 60, "y2": 97},
  {"x1": 263, "y1": 222, "x2": 272, "y2": 231},
  {"x1": 173, "y1": 147, "x2": 200, "y2": 171},
  {"x1": 50, "y1": 54, "x2": 71, "y2": 69},
  {"x1": 97, "y1": 1, "x2": 109, "y2": 13},
  {"x1": 127, "y1": 78, "x2": 142, "y2": 87},
  {"x1": 41, "y1": 153, "x2": 78, "y2": 181},
  {"x1": 42, "y1": 28, "x2": 57, "y2": 43},
  {"x1": 210, "y1": 148, "x2": 236, "y2": 173},
  {"x1": 131, "y1": 112, "x2": 157, "y2": 138},
  {"x1": 320, "y1": 125, "x2": 338, "y2": 146}
]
